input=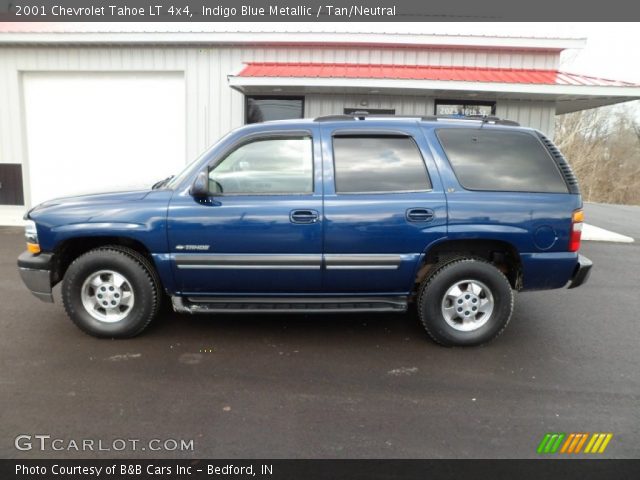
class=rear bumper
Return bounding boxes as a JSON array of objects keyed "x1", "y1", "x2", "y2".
[
  {"x1": 17, "y1": 251, "x2": 54, "y2": 303},
  {"x1": 568, "y1": 254, "x2": 593, "y2": 289},
  {"x1": 519, "y1": 252, "x2": 593, "y2": 291}
]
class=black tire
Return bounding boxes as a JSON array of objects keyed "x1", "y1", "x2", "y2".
[
  {"x1": 62, "y1": 246, "x2": 161, "y2": 338},
  {"x1": 418, "y1": 257, "x2": 514, "y2": 346}
]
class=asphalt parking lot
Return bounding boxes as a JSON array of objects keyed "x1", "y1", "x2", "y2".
[
  {"x1": 584, "y1": 202, "x2": 640, "y2": 239},
  {"x1": 1, "y1": 218, "x2": 639, "y2": 459}
]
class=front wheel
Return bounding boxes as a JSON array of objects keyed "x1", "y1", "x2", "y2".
[
  {"x1": 62, "y1": 246, "x2": 161, "y2": 338},
  {"x1": 418, "y1": 258, "x2": 514, "y2": 346}
]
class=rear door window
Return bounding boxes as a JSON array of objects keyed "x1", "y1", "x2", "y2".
[
  {"x1": 436, "y1": 128, "x2": 568, "y2": 193},
  {"x1": 332, "y1": 135, "x2": 431, "y2": 193}
]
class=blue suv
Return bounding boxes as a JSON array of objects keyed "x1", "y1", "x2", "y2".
[{"x1": 17, "y1": 114, "x2": 592, "y2": 346}]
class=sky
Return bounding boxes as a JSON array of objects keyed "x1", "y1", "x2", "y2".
[{"x1": 555, "y1": 24, "x2": 640, "y2": 83}]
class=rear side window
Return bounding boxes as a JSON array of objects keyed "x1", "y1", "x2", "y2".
[
  {"x1": 436, "y1": 129, "x2": 568, "y2": 193},
  {"x1": 332, "y1": 135, "x2": 431, "y2": 193}
]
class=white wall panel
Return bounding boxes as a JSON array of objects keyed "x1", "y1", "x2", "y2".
[
  {"x1": 495, "y1": 100, "x2": 556, "y2": 138},
  {"x1": 0, "y1": 44, "x2": 560, "y2": 164},
  {"x1": 305, "y1": 94, "x2": 435, "y2": 118},
  {"x1": 0, "y1": 44, "x2": 560, "y2": 223},
  {"x1": 23, "y1": 72, "x2": 185, "y2": 205}
]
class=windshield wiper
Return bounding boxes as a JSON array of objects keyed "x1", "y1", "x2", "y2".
[{"x1": 152, "y1": 175, "x2": 174, "y2": 190}]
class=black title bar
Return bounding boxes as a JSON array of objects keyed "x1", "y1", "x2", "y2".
[
  {"x1": 1, "y1": 0, "x2": 640, "y2": 21},
  {"x1": 3, "y1": 459, "x2": 640, "y2": 480}
]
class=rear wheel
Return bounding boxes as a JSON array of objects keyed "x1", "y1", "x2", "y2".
[
  {"x1": 418, "y1": 258, "x2": 514, "y2": 346},
  {"x1": 62, "y1": 247, "x2": 161, "y2": 338}
]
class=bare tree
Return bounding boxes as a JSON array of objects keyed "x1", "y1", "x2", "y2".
[{"x1": 555, "y1": 105, "x2": 640, "y2": 205}]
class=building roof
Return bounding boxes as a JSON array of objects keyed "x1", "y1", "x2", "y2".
[
  {"x1": 0, "y1": 23, "x2": 585, "y2": 50},
  {"x1": 229, "y1": 62, "x2": 640, "y2": 114},
  {"x1": 237, "y1": 63, "x2": 639, "y2": 87}
]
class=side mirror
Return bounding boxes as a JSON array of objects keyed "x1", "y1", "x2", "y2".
[{"x1": 190, "y1": 171, "x2": 210, "y2": 197}]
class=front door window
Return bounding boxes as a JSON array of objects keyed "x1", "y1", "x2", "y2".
[{"x1": 209, "y1": 137, "x2": 313, "y2": 195}]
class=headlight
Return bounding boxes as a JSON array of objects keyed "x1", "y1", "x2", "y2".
[{"x1": 24, "y1": 220, "x2": 40, "y2": 254}]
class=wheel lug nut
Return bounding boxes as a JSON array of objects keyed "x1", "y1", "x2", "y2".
[
  {"x1": 97, "y1": 294, "x2": 102, "y2": 299},
  {"x1": 109, "y1": 286, "x2": 114, "y2": 291},
  {"x1": 111, "y1": 301, "x2": 116, "y2": 305},
  {"x1": 465, "y1": 311, "x2": 470, "y2": 316},
  {"x1": 472, "y1": 298, "x2": 477, "y2": 303},
  {"x1": 465, "y1": 295, "x2": 470, "y2": 299},
  {"x1": 458, "y1": 299, "x2": 463, "y2": 304},
  {"x1": 472, "y1": 306, "x2": 477, "y2": 311}
]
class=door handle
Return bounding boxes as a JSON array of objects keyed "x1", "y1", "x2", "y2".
[
  {"x1": 406, "y1": 208, "x2": 435, "y2": 222},
  {"x1": 290, "y1": 209, "x2": 319, "y2": 224}
]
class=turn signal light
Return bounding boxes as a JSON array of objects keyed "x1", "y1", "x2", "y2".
[
  {"x1": 27, "y1": 242, "x2": 41, "y2": 254},
  {"x1": 569, "y1": 209, "x2": 584, "y2": 252}
]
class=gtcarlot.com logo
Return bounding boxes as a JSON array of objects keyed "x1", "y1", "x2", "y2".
[
  {"x1": 537, "y1": 432, "x2": 613, "y2": 454},
  {"x1": 14, "y1": 434, "x2": 194, "y2": 452}
]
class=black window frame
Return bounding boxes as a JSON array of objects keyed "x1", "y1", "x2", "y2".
[
  {"x1": 0, "y1": 164, "x2": 25, "y2": 206},
  {"x1": 435, "y1": 127, "x2": 570, "y2": 194},
  {"x1": 244, "y1": 95, "x2": 305, "y2": 124},
  {"x1": 434, "y1": 99, "x2": 496, "y2": 117},
  {"x1": 331, "y1": 133, "x2": 433, "y2": 195},
  {"x1": 207, "y1": 132, "x2": 315, "y2": 196}
]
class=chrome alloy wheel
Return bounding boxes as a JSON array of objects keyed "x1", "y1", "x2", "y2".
[
  {"x1": 441, "y1": 279, "x2": 494, "y2": 332},
  {"x1": 80, "y1": 270, "x2": 135, "y2": 323}
]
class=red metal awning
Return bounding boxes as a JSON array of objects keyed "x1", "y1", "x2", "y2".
[{"x1": 237, "y1": 62, "x2": 638, "y2": 87}]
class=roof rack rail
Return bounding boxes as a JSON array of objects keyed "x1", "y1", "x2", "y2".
[
  {"x1": 463, "y1": 115, "x2": 520, "y2": 126},
  {"x1": 314, "y1": 114, "x2": 355, "y2": 122},
  {"x1": 314, "y1": 112, "x2": 422, "y2": 122},
  {"x1": 314, "y1": 112, "x2": 519, "y2": 126},
  {"x1": 421, "y1": 114, "x2": 520, "y2": 126}
]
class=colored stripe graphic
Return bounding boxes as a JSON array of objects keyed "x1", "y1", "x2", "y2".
[
  {"x1": 560, "y1": 433, "x2": 589, "y2": 453},
  {"x1": 537, "y1": 434, "x2": 552, "y2": 454},
  {"x1": 539, "y1": 433, "x2": 613, "y2": 454},
  {"x1": 584, "y1": 433, "x2": 613, "y2": 454},
  {"x1": 537, "y1": 433, "x2": 565, "y2": 454},
  {"x1": 574, "y1": 433, "x2": 589, "y2": 453},
  {"x1": 560, "y1": 433, "x2": 575, "y2": 453}
]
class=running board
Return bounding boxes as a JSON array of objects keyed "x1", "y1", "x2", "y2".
[{"x1": 171, "y1": 296, "x2": 408, "y2": 314}]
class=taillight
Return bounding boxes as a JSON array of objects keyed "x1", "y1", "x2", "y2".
[{"x1": 569, "y1": 209, "x2": 584, "y2": 252}]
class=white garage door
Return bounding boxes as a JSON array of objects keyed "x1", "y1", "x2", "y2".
[{"x1": 23, "y1": 72, "x2": 185, "y2": 206}]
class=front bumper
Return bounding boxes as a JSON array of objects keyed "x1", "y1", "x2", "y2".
[
  {"x1": 568, "y1": 254, "x2": 593, "y2": 289},
  {"x1": 17, "y1": 251, "x2": 54, "y2": 303}
]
